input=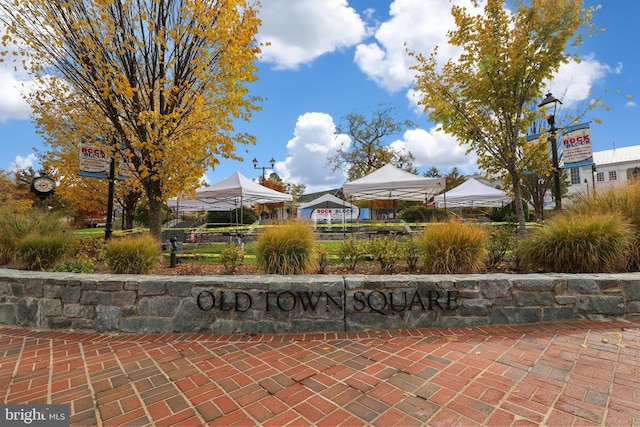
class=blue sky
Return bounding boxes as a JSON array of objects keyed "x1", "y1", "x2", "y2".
[{"x1": 0, "y1": 0, "x2": 637, "y2": 194}]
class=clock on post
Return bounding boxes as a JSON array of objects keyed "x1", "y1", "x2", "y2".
[{"x1": 30, "y1": 175, "x2": 56, "y2": 199}]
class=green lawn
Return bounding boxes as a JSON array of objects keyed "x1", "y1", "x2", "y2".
[
  {"x1": 73, "y1": 223, "x2": 524, "y2": 268},
  {"x1": 162, "y1": 241, "x2": 348, "y2": 265}
]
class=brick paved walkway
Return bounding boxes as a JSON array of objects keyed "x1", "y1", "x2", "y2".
[{"x1": 1, "y1": 320, "x2": 639, "y2": 426}]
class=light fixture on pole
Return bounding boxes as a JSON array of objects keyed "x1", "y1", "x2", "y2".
[
  {"x1": 584, "y1": 178, "x2": 589, "y2": 198},
  {"x1": 285, "y1": 183, "x2": 295, "y2": 220},
  {"x1": 539, "y1": 92, "x2": 563, "y2": 210},
  {"x1": 252, "y1": 157, "x2": 275, "y2": 183}
]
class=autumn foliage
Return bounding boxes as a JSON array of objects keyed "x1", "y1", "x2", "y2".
[
  {"x1": 0, "y1": 0, "x2": 263, "y2": 239},
  {"x1": 410, "y1": 0, "x2": 596, "y2": 234}
]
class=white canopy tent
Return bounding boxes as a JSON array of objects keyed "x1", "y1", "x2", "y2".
[
  {"x1": 193, "y1": 172, "x2": 292, "y2": 205},
  {"x1": 298, "y1": 193, "x2": 360, "y2": 223},
  {"x1": 298, "y1": 193, "x2": 357, "y2": 210},
  {"x1": 342, "y1": 164, "x2": 444, "y2": 201},
  {"x1": 433, "y1": 178, "x2": 512, "y2": 208},
  {"x1": 168, "y1": 172, "x2": 292, "y2": 225}
]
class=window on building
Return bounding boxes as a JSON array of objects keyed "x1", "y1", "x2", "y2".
[
  {"x1": 609, "y1": 170, "x2": 617, "y2": 181},
  {"x1": 597, "y1": 172, "x2": 605, "y2": 182},
  {"x1": 570, "y1": 168, "x2": 581, "y2": 185}
]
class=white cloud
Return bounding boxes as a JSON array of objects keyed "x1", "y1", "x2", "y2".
[
  {"x1": 0, "y1": 71, "x2": 32, "y2": 123},
  {"x1": 257, "y1": 0, "x2": 368, "y2": 70},
  {"x1": 354, "y1": 0, "x2": 473, "y2": 92},
  {"x1": 614, "y1": 62, "x2": 623, "y2": 74},
  {"x1": 278, "y1": 112, "x2": 350, "y2": 192},
  {"x1": 10, "y1": 153, "x2": 36, "y2": 172},
  {"x1": 0, "y1": 20, "x2": 37, "y2": 123},
  {"x1": 279, "y1": 114, "x2": 479, "y2": 191},
  {"x1": 625, "y1": 101, "x2": 636, "y2": 108},
  {"x1": 389, "y1": 127, "x2": 478, "y2": 175},
  {"x1": 545, "y1": 54, "x2": 612, "y2": 107}
]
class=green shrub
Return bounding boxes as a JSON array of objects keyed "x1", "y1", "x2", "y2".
[
  {"x1": 402, "y1": 238, "x2": 420, "y2": 272},
  {"x1": 338, "y1": 237, "x2": 365, "y2": 270},
  {"x1": 255, "y1": 222, "x2": 316, "y2": 274},
  {"x1": 75, "y1": 236, "x2": 107, "y2": 261},
  {"x1": 16, "y1": 232, "x2": 74, "y2": 270},
  {"x1": 0, "y1": 209, "x2": 67, "y2": 265},
  {"x1": 569, "y1": 184, "x2": 640, "y2": 269},
  {"x1": 315, "y1": 244, "x2": 330, "y2": 274},
  {"x1": 486, "y1": 224, "x2": 516, "y2": 269},
  {"x1": 416, "y1": 221, "x2": 488, "y2": 274},
  {"x1": 490, "y1": 199, "x2": 530, "y2": 222},
  {"x1": 47, "y1": 236, "x2": 105, "y2": 274},
  {"x1": 219, "y1": 243, "x2": 245, "y2": 274},
  {"x1": 517, "y1": 212, "x2": 632, "y2": 273},
  {"x1": 399, "y1": 204, "x2": 446, "y2": 222},
  {"x1": 208, "y1": 207, "x2": 258, "y2": 226},
  {"x1": 49, "y1": 252, "x2": 95, "y2": 274},
  {"x1": 367, "y1": 237, "x2": 401, "y2": 273},
  {"x1": 104, "y1": 235, "x2": 161, "y2": 274},
  {"x1": 401, "y1": 205, "x2": 428, "y2": 223}
]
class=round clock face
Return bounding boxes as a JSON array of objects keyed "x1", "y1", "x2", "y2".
[{"x1": 34, "y1": 177, "x2": 54, "y2": 193}]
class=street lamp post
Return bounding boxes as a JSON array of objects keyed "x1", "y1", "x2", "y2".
[
  {"x1": 539, "y1": 92, "x2": 563, "y2": 210},
  {"x1": 285, "y1": 183, "x2": 295, "y2": 220},
  {"x1": 252, "y1": 157, "x2": 275, "y2": 183},
  {"x1": 105, "y1": 155, "x2": 116, "y2": 240},
  {"x1": 584, "y1": 178, "x2": 589, "y2": 198}
]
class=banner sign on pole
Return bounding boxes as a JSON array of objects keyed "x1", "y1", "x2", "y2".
[
  {"x1": 79, "y1": 141, "x2": 109, "y2": 178},
  {"x1": 79, "y1": 140, "x2": 131, "y2": 180},
  {"x1": 561, "y1": 122, "x2": 593, "y2": 168}
]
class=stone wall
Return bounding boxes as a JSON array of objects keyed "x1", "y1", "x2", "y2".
[{"x1": 0, "y1": 268, "x2": 638, "y2": 334}]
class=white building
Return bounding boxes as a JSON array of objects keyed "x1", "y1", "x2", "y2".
[{"x1": 566, "y1": 145, "x2": 640, "y2": 198}]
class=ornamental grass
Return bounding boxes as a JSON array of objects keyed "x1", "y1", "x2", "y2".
[
  {"x1": 517, "y1": 212, "x2": 632, "y2": 273},
  {"x1": 255, "y1": 222, "x2": 316, "y2": 274},
  {"x1": 104, "y1": 234, "x2": 161, "y2": 274},
  {"x1": 416, "y1": 221, "x2": 488, "y2": 274},
  {"x1": 16, "y1": 232, "x2": 74, "y2": 270},
  {"x1": 569, "y1": 183, "x2": 640, "y2": 269},
  {"x1": 0, "y1": 208, "x2": 67, "y2": 265}
]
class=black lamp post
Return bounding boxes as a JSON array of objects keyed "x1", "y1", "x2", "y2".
[
  {"x1": 539, "y1": 92, "x2": 563, "y2": 210},
  {"x1": 105, "y1": 155, "x2": 116, "y2": 240},
  {"x1": 252, "y1": 157, "x2": 275, "y2": 182}
]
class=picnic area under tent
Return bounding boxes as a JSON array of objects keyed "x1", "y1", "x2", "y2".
[
  {"x1": 167, "y1": 198, "x2": 241, "y2": 213},
  {"x1": 342, "y1": 164, "x2": 444, "y2": 201},
  {"x1": 433, "y1": 178, "x2": 512, "y2": 208}
]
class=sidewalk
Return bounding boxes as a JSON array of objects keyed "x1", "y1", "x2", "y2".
[{"x1": 1, "y1": 319, "x2": 639, "y2": 426}]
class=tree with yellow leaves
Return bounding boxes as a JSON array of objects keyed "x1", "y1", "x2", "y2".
[
  {"x1": 0, "y1": 170, "x2": 33, "y2": 213},
  {"x1": 0, "y1": 0, "x2": 262, "y2": 239},
  {"x1": 410, "y1": 0, "x2": 597, "y2": 234}
]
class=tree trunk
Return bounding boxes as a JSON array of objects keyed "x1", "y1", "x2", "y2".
[
  {"x1": 125, "y1": 212, "x2": 135, "y2": 230},
  {"x1": 146, "y1": 181, "x2": 164, "y2": 241},
  {"x1": 122, "y1": 191, "x2": 142, "y2": 230},
  {"x1": 510, "y1": 171, "x2": 528, "y2": 237}
]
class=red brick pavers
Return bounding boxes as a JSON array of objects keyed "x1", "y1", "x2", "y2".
[{"x1": 1, "y1": 320, "x2": 639, "y2": 426}]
